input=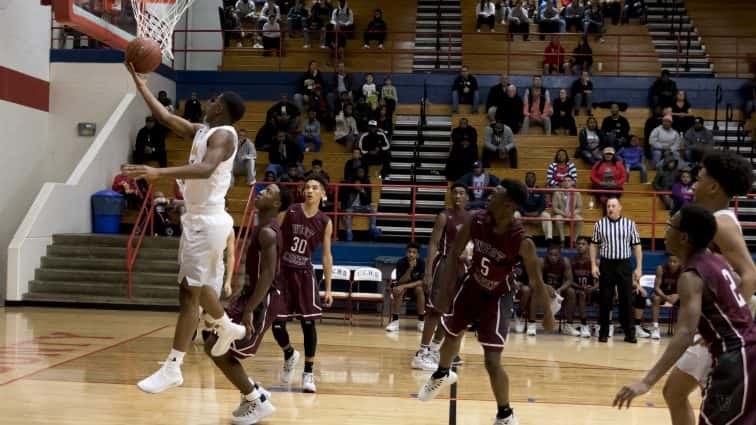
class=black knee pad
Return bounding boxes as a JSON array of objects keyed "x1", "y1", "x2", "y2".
[
  {"x1": 271, "y1": 321, "x2": 290, "y2": 348},
  {"x1": 301, "y1": 320, "x2": 317, "y2": 358},
  {"x1": 633, "y1": 293, "x2": 647, "y2": 310}
]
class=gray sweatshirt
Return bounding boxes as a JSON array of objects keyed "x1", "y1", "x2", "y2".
[
  {"x1": 484, "y1": 125, "x2": 515, "y2": 152},
  {"x1": 649, "y1": 125, "x2": 681, "y2": 152}
]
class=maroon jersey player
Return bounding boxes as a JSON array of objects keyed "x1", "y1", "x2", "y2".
[
  {"x1": 269, "y1": 176, "x2": 334, "y2": 393},
  {"x1": 615, "y1": 205, "x2": 756, "y2": 425},
  {"x1": 650, "y1": 254, "x2": 681, "y2": 339},
  {"x1": 202, "y1": 183, "x2": 290, "y2": 425},
  {"x1": 536, "y1": 243, "x2": 577, "y2": 337},
  {"x1": 419, "y1": 180, "x2": 556, "y2": 425},
  {"x1": 571, "y1": 236, "x2": 597, "y2": 337},
  {"x1": 414, "y1": 183, "x2": 471, "y2": 370}
]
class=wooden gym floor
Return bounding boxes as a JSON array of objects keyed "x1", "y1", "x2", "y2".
[{"x1": 0, "y1": 307, "x2": 699, "y2": 424}]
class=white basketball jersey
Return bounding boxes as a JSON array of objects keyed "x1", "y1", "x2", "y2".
[
  {"x1": 714, "y1": 209, "x2": 742, "y2": 233},
  {"x1": 182, "y1": 125, "x2": 238, "y2": 211}
]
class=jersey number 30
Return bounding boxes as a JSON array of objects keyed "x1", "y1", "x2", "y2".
[
  {"x1": 722, "y1": 269, "x2": 747, "y2": 308},
  {"x1": 291, "y1": 236, "x2": 308, "y2": 254}
]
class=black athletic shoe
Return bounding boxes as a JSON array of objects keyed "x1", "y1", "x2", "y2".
[
  {"x1": 624, "y1": 335, "x2": 638, "y2": 344},
  {"x1": 598, "y1": 335, "x2": 608, "y2": 343},
  {"x1": 452, "y1": 355, "x2": 464, "y2": 366}
]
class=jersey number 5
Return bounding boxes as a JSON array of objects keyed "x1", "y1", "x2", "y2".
[
  {"x1": 480, "y1": 257, "x2": 490, "y2": 277},
  {"x1": 291, "y1": 236, "x2": 308, "y2": 255},
  {"x1": 722, "y1": 269, "x2": 747, "y2": 308}
]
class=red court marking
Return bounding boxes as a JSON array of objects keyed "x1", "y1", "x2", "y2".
[{"x1": 0, "y1": 324, "x2": 171, "y2": 386}]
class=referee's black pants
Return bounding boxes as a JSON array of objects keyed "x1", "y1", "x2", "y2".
[{"x1": 598, "y1": 259, "x2": 634, "y2": 338}]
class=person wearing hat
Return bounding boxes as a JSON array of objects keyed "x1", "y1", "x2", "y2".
[
  {"x1": 590, "y1": 146, "x2": 627, "y2": 205},
  {"x1": 358, "y1": 120, "x2": 391, "y2": 179},
  {"x1": 682, "y1": 117, "x2": 714, "y2": 162},
  {"x1": 455, "y1": 161, "x2": 500, "y2": 210},
  {"x1": 648, "y1": 114, "x2": 681, "y2": 165}
]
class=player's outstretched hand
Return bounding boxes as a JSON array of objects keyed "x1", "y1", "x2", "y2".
[
  {"x1": 124, "y1": 62, "x2": 147, "y2": 86},
  {"x1": 122, "y1": 164, "x2": 160, "y2": 181},
  {"x1": 324, "y1": 291, "x2": 334, "y2": 308},
  {"x1": 613, "y1": 381, "x2": 650, "y2": 410}
]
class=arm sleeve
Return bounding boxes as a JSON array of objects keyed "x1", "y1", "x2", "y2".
[
  {"x1": 591, "y1": 221, "x2": 601, "y2": 245},
  {"x1": 569, "y1": 162, "x2": 577, "y2": 181},
  {"x1": 546, "y1": 163, "x2": 556, "y2": 186},
  {"x1": 483, "y1": 127, "x2": 496, "y2": 151},
  {"x1": 630, "y1": 221, "x2": 641, "y2": 245}
]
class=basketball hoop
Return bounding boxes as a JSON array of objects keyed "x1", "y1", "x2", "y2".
[{"x1": 131, "y1": 0, "x2": 195, "y2": 61}]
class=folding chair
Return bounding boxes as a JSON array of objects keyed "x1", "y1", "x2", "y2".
[
  {"x1": 350, "y1": 267, "x2": 385, "y2": 326},
  {"x1": 317, "y1": 265, "x2": 352, "y2": 321}
]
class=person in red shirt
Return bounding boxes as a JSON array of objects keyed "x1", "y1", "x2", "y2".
[
  {"x1": 112, "y1": 167, "x2": 144, "y2": 209},
  {"x1": 590, "y1": 146, "x2": 626, "y2": 205},
  {"x1": 543, "y1": 36, "x2": 567, "y2": 75}
]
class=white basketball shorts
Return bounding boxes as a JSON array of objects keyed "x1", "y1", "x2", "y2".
[
  {"x1": 177, "y1": 211, "x2": 233, "y2": 296},
  {"x1": 675, "y1": 341, "x2": 712, "y2": 386}
]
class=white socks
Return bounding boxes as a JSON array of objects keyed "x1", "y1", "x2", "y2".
[
  {"x1": 168, "y1": 349, "x2": 185, "y2": 364},
  {"x1": 653, "y1": 322, "x2": 659, "y2": 328},
  {"x1": 244, "y1": 389, "x2": 261, "y2": 402},
  {"x1": 430, "y1": 341, "x2": 441, "y2": 352}
]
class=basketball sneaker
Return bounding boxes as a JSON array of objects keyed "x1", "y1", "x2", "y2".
[
  {"x1": 418, "y1": 371, "x2": 458, "y2": 401},
  {"x1": 636, "y1": 325, "x2": 651, "y2": 338},
  {"x1": 526, "y1": 322, "x2": 537, "y2": 336},
  {"x1": 280, "y1": 350, "x2": 300, "y2": 384},
  {"x1": 563, "y1": 323, "x2": 580, "y2": 337},
  {"x1": 513, "y1": 316, "x2": 525, "y2": 333},
  {"x1": 302, "y1": 372, "x2": 317, "y2": 393},
  {"x1": 427, "y1": 349, "x2": 440, "y2": 364},
  {"x1": 417, "y1": 320, "x2": 425, "y2": 333},
  {"x1": 651, "y1": 326, "x2": 661, "y2": 340},
  {"x1": 231, "y1": 393, "x2": 276, "y2": 425},
  {"x1": 411, "y1": 350, "x2": 437, "y2": 371},
  {"x1": 211, "y1": 317, "x2": 248, "y2": 357},
  {"x1": 137, "y1": 358, "x2": 183, "y2": 394},
  {"x1": 608, "y1": 324, "x2": 614, "y2": 337},
  {"x1": 494, "y1": 414, "x2": 519, "y2": 425},
  {"x1": 250, "y1": 379, "x2": 271, "y2": 400},
  {"x1": 385, "y1": 320, "x2": 400, "y2": 332},
  {"x1": 580, "y1": 325, "x2": 591, "y2": 338}
]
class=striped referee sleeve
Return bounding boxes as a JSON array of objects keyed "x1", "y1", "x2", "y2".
[{"x1": 630, "y1": 220, "x2": 641, "y2": 246}]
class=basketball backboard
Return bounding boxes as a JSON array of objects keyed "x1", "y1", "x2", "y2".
[{"x1": 48, "y1": 0, "x2": 137, "y2": 49}]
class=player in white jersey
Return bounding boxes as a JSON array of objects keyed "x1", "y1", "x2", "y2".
[
  {"x1": 122, "y1": 63, "x2": 249, "y2": 394},
  {"x1": 661, "y1": 150, "x2": 756, "y2": 425}
]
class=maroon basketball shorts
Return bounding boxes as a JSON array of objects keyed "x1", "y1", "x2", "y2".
[
  {"x1": 271, "y1": 266, "x2": 322, "y2": 320},
  {"x1": 700, "y1": 345, "x2": 756, "y2": 425},
  {"x1": 441, "y1": 275, "x2": 515, "y2": 352},
  {"x1": 225, "y1": 288, "x2": 276, "y2": 359}
]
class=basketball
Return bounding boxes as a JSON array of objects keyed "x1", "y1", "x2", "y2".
[{"x1": 125, "y1": 37, "x2": 162, "y2": 73}]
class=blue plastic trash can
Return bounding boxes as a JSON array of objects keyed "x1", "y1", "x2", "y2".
[{"x1": 91, "y1": 190, "x2": 124, "y2": 233}]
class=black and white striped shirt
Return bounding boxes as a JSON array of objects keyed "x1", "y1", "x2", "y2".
[{"x1": 591, "y1": 216, "x2": 641, "y2": 260}]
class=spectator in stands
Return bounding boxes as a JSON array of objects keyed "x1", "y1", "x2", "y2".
[
  {"x1": 543, "y1": 36, "x2": 568, "y2": 75},
  {"x1": 386, "y1": 242, "x2": 426, "y2": 332},
  {"x1": 486, "y1": 74, "x2": 510, "y2": 122},
  {"x1": 327, "y1": 62, "x2": 354, "y2": 112},
  {"x1": 255, "y1": 168, "x2": 279, "y2": 194},
  {"x1": 359, "y1": 120, "x2": 392, "y2": 179},
  {"x1": 235, "y1": 0, "x2": 258, "y2": 43},
  {"x1": 452, "y1": 118, "x2": 478, "y2": 145},
  {"x1": 361, "y1": 73, "x2": 379, "y2": 108},
  {"x1": 649, "y1": 114, "x2": 681, "y2": 165},
  {"x1": 495, "y1": 84, "x2": 524, "y2": 133},
  {"x1": 157, "y1": 91, "x2": 174, "y2": 113},
  {"x1": 451, "y1": 65, "x2": 480, "y2": 114},
  {"x1": 552, "y1": 88, "x2": 577, "y2": 135},
  {"x1": 539, "y1": 2, "x2": 562, "y2": 36},
  {"x1": 220, "y1": 5, "x2": 242, "y2": 48},
  {"x1": 376, "y1": 105, "x2": 393, "y2": 138},
  {"x1": 297, "y1": 109, "x2": 322, "y2": 152},
  {"x1": 482, "y1": 121, "x2": 518, "y2": 168},
  {"x1": 591, "y1": 146, "x2": 626, "y2": 203},
  {"x1": 134, "y1": 116, "x2": 167, "y2": 167},
  {"x1": 671, "y1": 90, "x2": 694, "y2": 133},
  {"x1": 682, "y1": 117, "x2": 714, "y2": 161},
  {"x1": 446, "y1": 132, "x2": 479, "y2": 182},
  {"x1": 547, "y1": 148, "x2": 578, "y2": 188},
  {"x1": 293, "y1": 60, "x2": 325, "y2": 113},
  {"x1": 352, "y1": 97, "x2": 372, "y2": 133},
  {"x1": 583, "y1": 4, "x2": 605, "y2": 43},
  {"x1": 515, "y1": 172, "x2": 554, "y2": 241},
  {"x1": 742, "y1": 75, "x2": 756, "y2": 120},
  {"x1": 650, "y1": 254, "x2": 680, "y2": 340},
  {"x1": 652, "y1": 157, "x2": 679, "y2": 210},
  {"x1": 562, "y1": 0, "x2": 584, "y2": 32},
  {"x1": 381, "y1": 77, "x2": 398, "y2": 118},
  {"x1": 255, "y1": 116, "x2": 278, "y2": 152},
  {"x1": 643, "y1": 106, "x2": 671, "y2": 157},
  {"x1": 570, "y1": 37, "x2": 593, "y2": 75},
  {"x1": 113, "y1": 167, "x2": 144, "y2": 209},
  {"x1": 261, "y1": 15, "x2": 282, "y2": 56},
  {"x1": 305, "y1": 159, "x2": 331, "y2": 183},
  {"x1": 259, "y1": 0, "x2": 281, "y2": 23},
  {"x1": 571, "y1": 71, "x2": 593, "y2": 115},
  {"x1": 456, "y1": 161, "x2": 500, "y2": 210},
  {"x1": 309, "y1": 0, "x2": 333, "y2": 33},
  {"x1": 495, "y1": 0, "x2": 511, "y2": 25},
  {"x1": 650, "y1": 70, "x2": 677, "y2": 114},
  {"x1": 552, "y1": 175, "x2": 583, "y2": 246},
  {"x1": 325, "y1": 0, "x2": 354, "y2": 55},
  {"x1": 182, "y1": 92, "x2": 203, "y2": 123},
  {"x1": 344, "y1": 147, "x2": 368, "y2": 181},
  {"x1": 671, "y1": 169, "x2": 694, "y2": 214},
  {"x1": 617, "y1": 135, "x2": 648, "y2": 184},
  {"x1": 269, "y1": 130, "x2": 303, "y2": 173},
  {"x1": 334, "y1": 103, "x2": 359, "y2": 148},
  {"x1": 601, "y1": 103, "x2": 631, "y2": 148},
  {"x1": 508, "y1": 0, "x2": 531, "y2": 40},
  {"x1": 578, "y1": 116, "x2": 606, "y2": 164},
  {"x1": 623, "y1": 0, "x2": 647, "y2": 23},
  {"x1": 523, "y1": 76, "x2": 552, "y2": 134},
  {"x1": 232, "y1": 129, "x2": 256, "y2": 186},
  {"x1": 476, "y1": 0, "x2": 497, "y2": 32},
  {"x1": 343, "y1": 166, "x2": 381, "y2": 241},
  {"x1": 363, "y1": 8, "x2": 387, "y2": 48},
  {"x1": 267, "y1": 93, "x2": 300, "y2": 131},
  {"x1": 287, "y1": 1, "x2": 311, "y2": 48},
  {"x1": 602, "y1": 0, "x2": 621, "y2": 25}
]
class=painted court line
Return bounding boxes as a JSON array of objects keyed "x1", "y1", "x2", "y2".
[{"x1": 0, "y1": 324, "x2": 171, "y2": 386}]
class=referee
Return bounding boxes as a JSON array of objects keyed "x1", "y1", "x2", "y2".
[{"x1": 589, "y1": 198, "x2": 643, "y2": 343}]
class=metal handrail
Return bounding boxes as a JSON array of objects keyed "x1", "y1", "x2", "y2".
[{"x1": 126, "y1": 184, "x2": 155, "y2": 298}]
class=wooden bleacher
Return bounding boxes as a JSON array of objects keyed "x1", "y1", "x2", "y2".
[
  {"x1": 685, "y1": 0, "x2": 756, "y2": 78},
  {"x1": 459, "y1": 0, "x2": 660, "y2": 76},
  {"x1": 221, "y1": 0, "x2": 418, "y2": 73}
]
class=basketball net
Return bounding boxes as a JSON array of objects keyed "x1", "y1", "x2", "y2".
[{"x1": 131, "y1": 0, "x2": 195, "y2": 61}]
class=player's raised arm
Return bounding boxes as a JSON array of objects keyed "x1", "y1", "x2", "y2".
[
  {"x1": 442, "y1": 217, "x2": 471, "y2": 292},
  {"x1": 322, "y1": 219, "x2": 334, "y2": 307},
  {"x1": 613, "y1": 271, "x2": 702, "y2": 409},
  {"x1": 424, "y1": 212, "x2": 448, "y2": 292},
  {"x1": 520, "y1": 238, "x2": 556, "y2": 332},
  {"x1": 123, "y1": 130, "x2": 234, "y2": 181},
  {"x1": 125, "y1": 62, "x2": 200, "y2": 139}
]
